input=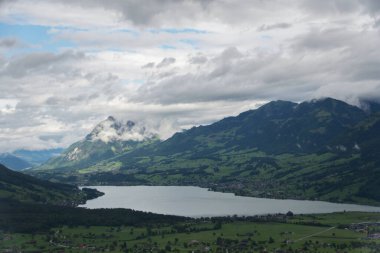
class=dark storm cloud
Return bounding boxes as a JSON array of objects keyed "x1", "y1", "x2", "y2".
[
  {"x1": 293, "y1": 28, "x2": 354, "y2": 51},
  {"x1": 58, "y1": 0, "x2": 214, "y2": 26},
  {"x1": 156, "y1": 57, "x2": 176, "y2": 68},
  {"x1": 1, "y1": 51, "x2": 86, "y2": 78},
  {"x1": 216, "y1": 47, "x2": 243, "y2": 61},
  {"x1": 39, "y1": 134, "x2": 64, "y2": 142},
  {"x1": 300, "y1": 0, "x2": 380, "y2": 16},
  {"x1": 189, "y1": 54, "x2": 207, "y2": 64},
  {"x1": 300, "y1": 0, "x2": 360, "y2": 14},
  {"x1": 134, "y1": 31, "x2": 380, "y2": 105},
  {"x1": 0, "y1": 38, "x2": 19, "y2": 48},
  {"x1": 142, "y1": 62, "x2": 155, "y2": 69},
  {"x1": 360, "y1": 0, "x2": 380, "y2": 14},
  {"x1": 374, "y1": 19, "x2": 380, "y2": 27},
  {"x1": 257, "y1": 23, "x2": 292, "y2": 31},
  {"x1": 0, "y1": 0, "x2": 14, "y2": 6}
]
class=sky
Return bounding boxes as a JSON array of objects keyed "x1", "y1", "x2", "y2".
[{"x1": 1, "y1": 0, "x2": 380, "y2": 152}]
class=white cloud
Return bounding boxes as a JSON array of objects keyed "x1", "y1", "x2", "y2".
[
  {"x1": 0, "y1": 0, "x2": 380, "y2": 151},
  {"x1": 0, "y1": 99, "x2": 18, "y2": 115}
]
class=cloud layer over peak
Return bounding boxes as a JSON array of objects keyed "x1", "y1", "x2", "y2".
[{"x1": 1, "y1": 0, "x2": 380, "y2": 151}]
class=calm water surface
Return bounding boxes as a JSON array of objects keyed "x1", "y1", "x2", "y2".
[{"x1": 80, "y1": 186, "x2": 380, "y2": 217}]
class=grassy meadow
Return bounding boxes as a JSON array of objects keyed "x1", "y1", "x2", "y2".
[{"x1": 2, "y1": 212, "x2": 380, "y2": 253}]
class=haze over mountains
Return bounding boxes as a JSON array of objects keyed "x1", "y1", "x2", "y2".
[
  {"x1": 0, "y1": 153, "x2": 32, "y2": 171},
  {"x1": 30, "y1": 97, "x2": 380, "y2": 205},
  {"x1": 0, "y1": 149, "x2": 63, "y2": 171}
]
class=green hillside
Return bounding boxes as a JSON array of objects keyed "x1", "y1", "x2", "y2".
[
  {"x1": 0, "y1": 164, "x2": 102, "y2": 206},
  {"x1": 30, "y1": 98, "x2": 380, "y2": 205}
]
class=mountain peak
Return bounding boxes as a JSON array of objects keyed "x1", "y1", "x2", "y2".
[
  {"x1": 251, "y1": 100, "x2": 297, "y2": 118},
  {"x1": 86, "y1": 117, "x2": 156, "y2": 143},
  {"x1": 106, "y1": 116, "x2": 116, "y2": 121},
  {"x1": 261, "y1": 100, "x2": 297, "y2": 108},
  {"x1": 307, "y1": 97, "x2": 346, "y2": 106},
  {"x1": 126, "y1": 120, "x2": 136, "y2": 128},
  {"x1": 298, "y1": 97, "x2": 364, "y2": 113}
]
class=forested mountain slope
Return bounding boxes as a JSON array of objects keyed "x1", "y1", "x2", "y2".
[{"x1": 31, "y1": 98, "x2": 380, "y2": 205}]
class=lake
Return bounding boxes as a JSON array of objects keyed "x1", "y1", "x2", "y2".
[{"x1": 80, "y1": 186, "x2": 380, "y2": 217}]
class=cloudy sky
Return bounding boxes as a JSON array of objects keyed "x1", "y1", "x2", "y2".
[{"x1": 1, "y1": 0, "x2": 380, "y2": 152}]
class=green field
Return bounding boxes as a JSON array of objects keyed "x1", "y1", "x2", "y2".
[{"x1": 2, "y1": 212, "x2": 380, "y2": 252}]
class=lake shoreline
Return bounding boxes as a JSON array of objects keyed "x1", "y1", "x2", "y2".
[
  {"x1": 79, "y1": 182, "x2": 380, "y2": 208},
  {"x1": 79, "y1": 185, "x2": 380, "y2": 217}
]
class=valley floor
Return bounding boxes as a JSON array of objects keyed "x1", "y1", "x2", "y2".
[{"x1": 2, "y1": 212, "x2": 380, "y2": 253}]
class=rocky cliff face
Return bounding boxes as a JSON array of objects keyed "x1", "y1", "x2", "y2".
[
  {"x1": 86, "y1": 116, "x2": 156, "y2": 143},
  {"x1": 35, "y1": 116, "x2": 159, "y2": 171}
]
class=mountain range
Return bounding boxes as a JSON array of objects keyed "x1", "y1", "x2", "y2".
[
  {"x1": 30, "y1": 98, "x2": 380, "y2": 205},
  {"x1": 0, "y1": 148, "x2": 64, "y2": 171},
  {"x1": 0, "y1": 153, "x2": 32, "y2": 171},
  {"x1": 13, "y1": 148, "x2": 64, "y2": 166}
]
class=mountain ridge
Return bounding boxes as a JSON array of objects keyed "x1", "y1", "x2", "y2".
[
  {"x1": 0, "y1": 153, "x2": 32, "y2": 171},
  {"x1": 13, "y1": 148, "x2": 64, "y2": 166},
  {"x1": 0, "y1": 148, "x2": 64, "y2": 171},
  {"x1": 36, "y1": 117, "x2": 160, "y2": 172},
  {"x1": 30, "y1": 97, "x2": 380, "y2": 205},
  {"x1": 0, "y1": 163, "x2": 102, "y2": 206}
]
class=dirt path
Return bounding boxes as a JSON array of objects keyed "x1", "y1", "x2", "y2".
[{"x1": 294, "y1": 227, "x2": 336, "y2": 242}]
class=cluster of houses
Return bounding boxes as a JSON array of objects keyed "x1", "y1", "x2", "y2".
[{"x1": 349, "y1": 222, "x2": 380, "y2": 239}]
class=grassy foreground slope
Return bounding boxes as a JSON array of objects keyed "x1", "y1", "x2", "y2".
[
  {"x1": 1, "y1": 212, "x2": 380, "y2": 252},
  {"x1": 0, "y1": 162, "x2": 186, "y2": 235},
  {"x1": 0, "y1": 164, "x2": 101, "y2": 206}
]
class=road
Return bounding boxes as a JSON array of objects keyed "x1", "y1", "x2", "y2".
[{"x1": 294, "y1": 226, "x2": 336, "y2": 242}]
